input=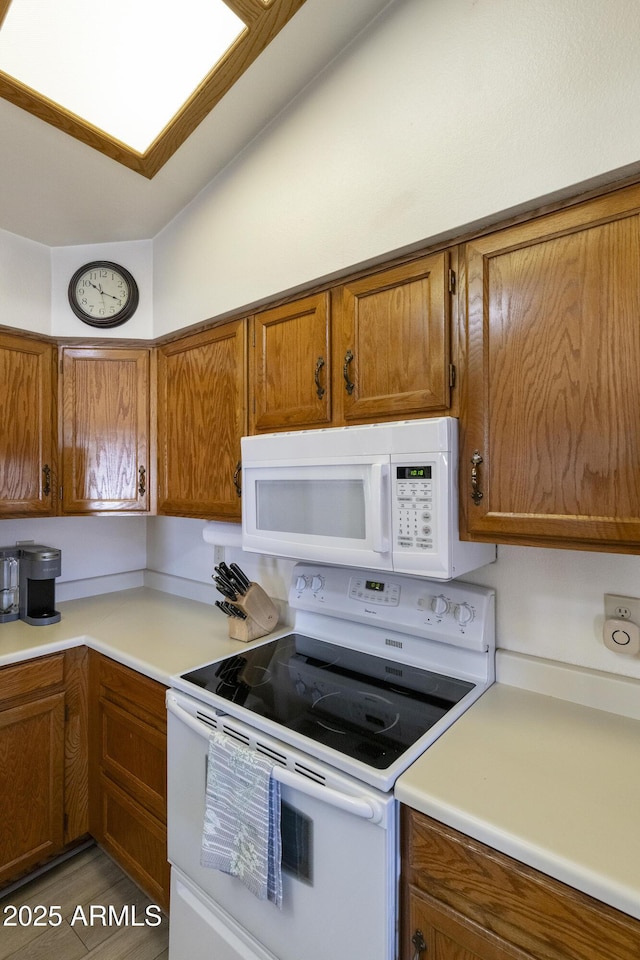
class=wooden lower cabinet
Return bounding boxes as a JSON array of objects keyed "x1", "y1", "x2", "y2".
[
  {"x1": 0, "y1": 648, "x2": 88, "y2": 888},
  {"x1": 89, "y1": 652, "x2": 169, "y2": 911},
  {"x1": 402, "y1": 808, "x2": 640, "y2": 960}
]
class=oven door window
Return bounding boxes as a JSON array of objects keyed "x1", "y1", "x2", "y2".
[{"x1": 281, "y1": 800, "x2": 312, "y2": 885}]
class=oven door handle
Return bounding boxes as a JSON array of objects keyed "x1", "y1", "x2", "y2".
[
  {"x1": 272, "y1": 766, "x2": 384, "y2": 824},
  {"x1": 167, "y1": 693, "x2": 385, "y2": 825}
]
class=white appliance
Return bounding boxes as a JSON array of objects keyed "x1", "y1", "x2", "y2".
[
  {"x1": 167, "y1": 563, "x2": 495, "y2": 960},
  {"x1": 241, "y1": 417, "x2": 495, "y2": 580}
]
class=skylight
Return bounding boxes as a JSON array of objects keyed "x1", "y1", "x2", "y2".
[
  {"x1": 0, "y1": 0, "x2": 246, "y2": 153},
  {"x1": 0, "y1": 0, "x2": 306, "y2": 177}
]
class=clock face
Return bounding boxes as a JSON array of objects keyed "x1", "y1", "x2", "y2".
[{"x1": 68, "y1": 261, "x2": 139, "y2": 327}]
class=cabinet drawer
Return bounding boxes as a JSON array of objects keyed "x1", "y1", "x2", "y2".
[
  {"x1": 99, "y1": 774, "x2": 169, "y2": 911},
  {"x1": 405, "y1": 810, "x2": 640, "y2": 960},
  {"x1": 0, "y1": 653, "x2": 65, "y2": 707},
  {"x1": 98, "y1": 697, "x2": 166, "y2": 820},
  {"x1": 94, "y1": 654, "x2": 166, "y2": 730}
]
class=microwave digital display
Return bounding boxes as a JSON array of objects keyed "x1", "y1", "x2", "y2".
[
  {"x1": 365, "y1": 580, "x2": 385, "y2": 592},
  {"x1": 396, "y1": 466, "x2": 432, "y2": 479}
]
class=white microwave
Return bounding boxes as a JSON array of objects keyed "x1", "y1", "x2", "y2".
[{"x1": 241, "y1": 418, "x2": 495, "y2": 580}]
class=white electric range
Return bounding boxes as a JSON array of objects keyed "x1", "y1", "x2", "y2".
[{"x1": 167, "y1": 563, "x2": 495, "y2": 960}]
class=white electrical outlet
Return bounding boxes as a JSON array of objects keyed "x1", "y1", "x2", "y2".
[
  {"x1": 604, "y1": 593, "x2": 640, "y2": 623},
  {"x1": 213, "y1": 545, "x2": 225, "y2": 565},
  {"x1": 603, "y1": 594, "x2": 640, "y2": 655}
]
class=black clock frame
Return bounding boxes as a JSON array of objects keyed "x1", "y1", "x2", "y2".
[{"x1": 68, "y1": 260, "x2": 139, "y2": 328}]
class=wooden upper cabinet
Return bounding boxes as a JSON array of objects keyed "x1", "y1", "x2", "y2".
[
  {"x1": 335, "y1": 253, "x2": 451, "y2": 423},
  {"x1": 0, "y1": 332, "x2": 56, "y2": 517},
  {"x1": 156, "y1": 320, "x2": 247, "y2": 519},
  {"x1": 250, "y1": 292, "x2": 331, "y2": 432},
  {"x1": 462, "y1": 184, "x2": 640, "y2": 551},
  {"x1": 60, "y1": 347, "x2": 150, "y2": 514}
]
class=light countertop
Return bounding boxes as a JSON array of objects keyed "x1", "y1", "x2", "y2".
[
  {"x1": 395, "y1": 682, "x2": 640, "y2": 922},
  {"x1": 0, "y1": 587, "x2": 269, "y2": 684}
]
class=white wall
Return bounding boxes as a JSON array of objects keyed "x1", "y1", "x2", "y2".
[
  {"x1": 0, "y1": 228, "x2": 50, "y2": 333},
  {"x1": 51, "y1": 241, "x2": 153, "y2": 339},
  {"x1": 0, "y1": 516, "x2": 147, "y2": 599},
  {"x1": 143, "y1": 518, "x2": 640, "y2": 682},
  {"x1": 153, "y1": 0, "x2": 640, "y2": 333}
]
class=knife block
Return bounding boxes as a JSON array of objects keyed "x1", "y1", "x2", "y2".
[{"x1": 226, "y1": 582, "x2": 279, "y2": 642}]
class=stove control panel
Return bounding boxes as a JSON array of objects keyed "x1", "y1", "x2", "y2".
[
  {"x1": 289, "y1": 563, "x2": 495, "y2": 654},
  {"x1": 348, "y1": 576, "x2": 401, "y2": 606}
]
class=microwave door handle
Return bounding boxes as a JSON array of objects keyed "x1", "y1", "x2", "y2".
[
  {"x1": 167, "y1": 694, "x2": 384, "y2": 824},
  {"x1": 370, "y1": 463, "x2": 390, "y2": 553}
]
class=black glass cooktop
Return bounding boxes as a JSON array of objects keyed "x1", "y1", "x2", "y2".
[{"x1": 181, "y1": 633, "x2": 474, "y2": 770}]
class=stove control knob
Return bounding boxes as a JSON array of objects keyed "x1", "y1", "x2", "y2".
[
  {"x1": 455, "y1": 602, "x2": 474, "y2": 625},
  {"x1": 311, "y1": 575, "x2": 324, "y2": 592},
  {"x1": 430, "y1": 595, "x2": 449, "y2": 616},
  {"x1": 295, "y1": 575, "x2": 308, "y2": 592}
]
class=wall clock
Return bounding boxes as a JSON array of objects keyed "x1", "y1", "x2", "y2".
[{"x1": 68, "y1": 261, "x2": 139, "y2": 327}]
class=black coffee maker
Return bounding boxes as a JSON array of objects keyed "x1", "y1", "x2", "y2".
[{"x1": 19, "y1": 544, "x2": 61, "y2": 626}]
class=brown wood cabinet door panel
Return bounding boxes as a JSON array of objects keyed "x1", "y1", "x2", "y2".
[
  {"x1": 0, "y1": 692, "x2": 65, "y2": 883},
  {"x1": 338, "y1": 253, "x2": 450, "y2": 422},
  {"x1": 250, "y1": 292, "x2": 331, "y2": 431},
  {"x1": 61, "y1": 348, "x2": 149, "y2": 514},
  {"x1": 0, "y1": 333, "x2": 55, "y2": 517},
  {"x1": 463, "y1": 185, "x2": 640, "y2": 548},
  {"x1": 99, "y1": 697, "x2": 166, "y2": 821},
  {"x1": 406, "y1": 887, "x2": 533, "y2": 960},
  {"x1": 157, "y1": 321, "x2": 247, "y2": 519},
  {"x1": 99, "y1": 775, "x2": 169, "y2": 911}
]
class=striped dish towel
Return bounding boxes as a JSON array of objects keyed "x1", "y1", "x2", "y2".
[{"x1": 201, "y1": 730, "x2": 283, "y2": 908}]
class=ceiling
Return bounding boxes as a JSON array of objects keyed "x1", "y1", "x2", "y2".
[{"x1": 0, "y1": 0, "x2": 392, "y2": 247}]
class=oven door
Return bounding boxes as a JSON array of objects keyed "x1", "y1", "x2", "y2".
[{"x1": 167, "y1": 691, "x2": 397, "y2": 960}]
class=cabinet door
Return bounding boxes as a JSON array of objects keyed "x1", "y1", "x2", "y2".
[
  {"x1": 0, "y1": 692, "x2": 65, "y2": 884},
  {"x1": 463, "y1": 185, "x2": 640, "y2": 549},
  {"x1": 0, "y1": 332, "x2": 55, "y2": 517},
  {"x1": 156, "y1": 320, "x2": 247, "y2": 519},
  {"x1": 336, "y1": 253, "x2": 451, "y2": 423},
  {"x1": 61, "y1": 347, "x2": 149, "y2": 514},
  {"x1": 406, "y1": 887, "x2": 533, "y2": 960},
  {"x1": 250, "y1": 292, "x2": 331, "y2": 432}
]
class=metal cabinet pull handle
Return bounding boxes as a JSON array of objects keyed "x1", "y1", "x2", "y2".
[
  {"x1": 471, "y1": 450, "x2": 484, "y2": 504},
  {"x1": 233, "y1": 460, "x2": 242, "y2": 498},
  {"x1": 343, "y1": 349, "x2": 355, "y2": 395},
  {"x1": 314, "y1": 356, "x2": 325, "y2": 399},
  {"x1": 412, "y1": 929, "x2": 427, "y2": 959},
  {"x1": 42, "y1": 464, "x2": 51, "y2": 497},
  {"x1": 138, "y1": 465, "x2": 146, "y2": 496}
]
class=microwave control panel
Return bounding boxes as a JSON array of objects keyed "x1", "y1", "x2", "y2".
[{"x1": 392, "y1": 463, "x2": 437, "y2": 554}]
